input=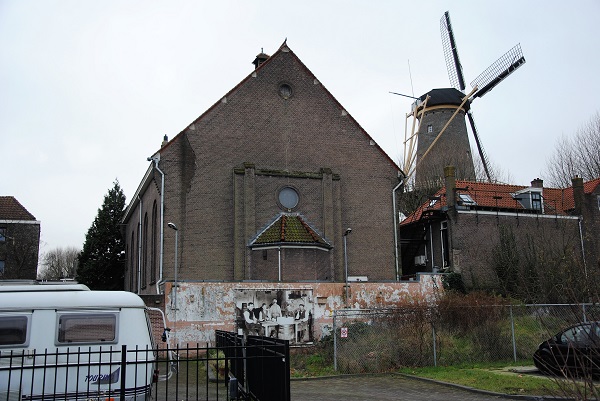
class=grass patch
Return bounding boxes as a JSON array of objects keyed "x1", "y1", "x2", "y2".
[
  {"x1": 398, "y1": 365, "x2": 581, "y2": 396},
  {"x1": 290, "y1": 352, "x2": 337, "y2": 378}
]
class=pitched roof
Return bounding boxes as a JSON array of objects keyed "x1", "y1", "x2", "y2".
[
  {"x1": 400, "y1": 177, "x2": 600, "y2": 226},
  {"x1": 559, "y1": 177, "x2": 600, "y2": 211},
  {"x1": 250, "y1": 213, "x2": 332, "y2": 250},
  {"x1": 157, "y1": 40, "x2": 400, "y2": 172},
  {"x1": 0, "y1": 196, "x2": 36, "y2": 221}
]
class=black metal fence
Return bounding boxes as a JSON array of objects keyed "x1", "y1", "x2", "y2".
[
  {"x1": 215, "y1": 330, "x2": 290, "y2": 401},
  {"x1": 1, "y1": 331, "x2": 290, "y2": 401}
]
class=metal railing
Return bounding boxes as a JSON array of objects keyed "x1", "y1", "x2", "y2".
[{"x1": 1, "y1": 331, "x2": 290, "y2": 401}]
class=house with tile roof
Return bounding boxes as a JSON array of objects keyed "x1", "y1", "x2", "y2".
[
  {"x1": 0, "y1": 196, "x2": 41, "y2": 279},
  {"x1": 121, "y1": 42, "x2": 441, "y2": 345},
  {"x1": 399, "y1": 166, "x2": 600, "y2": 300}
]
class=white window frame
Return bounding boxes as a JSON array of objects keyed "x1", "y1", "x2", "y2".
[
  {"x1": 56, "y1": 312, "x2": 119, "y2": 345},
  {"x1": 0, "y1": 313, "x2": 31, "y2": 348}
]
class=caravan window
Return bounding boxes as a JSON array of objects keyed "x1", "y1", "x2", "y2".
[
  {"x1": 0, "y1": 315, "x2": 29, "y2": 346},
  {"x1": 57, "y1": 313, "x2": 117, "y2": 344}
]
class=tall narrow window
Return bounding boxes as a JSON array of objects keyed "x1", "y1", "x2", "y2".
[
  {"x1": 531, "y1": 192, "x2": 542, "y2": 211},
  {"x1": 151, "y1": 201, "x2": 157, "y2": 284},
  {"x1": 142, "y1": 212, "x2": 148, "y2": 288},
  {"x1": 131, "y1": 231, "x2": 137, "y2": 292}
]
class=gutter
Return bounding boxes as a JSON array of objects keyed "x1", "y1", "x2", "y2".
[
  {"x1": 148, "y1": 156, "x2": 166, "y2": 295},
  {"x1": 392, "y1": 180, "x2": 403, "y2": 281}
]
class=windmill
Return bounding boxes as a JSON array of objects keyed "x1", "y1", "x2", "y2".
[{"x1": 402, "y1": 11, "x2": 525, "y2": 187}]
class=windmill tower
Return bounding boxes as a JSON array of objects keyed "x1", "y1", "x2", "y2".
[{"x1": 403, "y1": 11, "x2": 526, "y2": 188}]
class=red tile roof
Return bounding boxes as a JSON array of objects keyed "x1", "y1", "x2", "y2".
[
  {"x1": 250, "y1": 213, "x2": 332, "y2": 249},
  {"x1": 400, "y1": 177, "x2": 600, "y2": 226},
  {"x1": 0, "y1": 196, "x2": 36, "y2": 221}
]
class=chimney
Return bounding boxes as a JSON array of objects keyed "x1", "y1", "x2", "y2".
[
  {"x1": 572, "y1": 175, "x2": 584, "y2": 215},
  {"x1": 444, "y1": 166, "x2": 456, "y2": 210},
  {"x1": 252, "y1": 50, "x2": 270, "y2": 69},
  {"x1": 531, "y1": 178, "x2": 543, "y2": 188},
  {"x1": 161, "y1": 135, "x2": 169, "y2": 148}
]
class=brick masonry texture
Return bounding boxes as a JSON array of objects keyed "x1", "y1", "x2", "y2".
[
  {"x1": 124, "y1": 44, "x2": 401, "y2": 291},
  {"x1": 450, "y1": 212, "x2": 582, "y2": 288}
]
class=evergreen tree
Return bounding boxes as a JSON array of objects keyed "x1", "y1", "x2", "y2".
[{"x1": 76, "y1": 180, "x2": 126, "y2": 290}]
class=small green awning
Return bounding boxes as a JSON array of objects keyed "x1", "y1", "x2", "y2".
[{"x1": 249, "y1": 213, "x2": 332, "y2": 251}]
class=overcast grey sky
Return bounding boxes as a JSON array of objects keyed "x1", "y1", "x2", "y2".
[{"x1": 1, "y1": 1, "x2": 599, "y2": 254}]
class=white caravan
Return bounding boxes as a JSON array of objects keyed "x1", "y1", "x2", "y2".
[{"x1": 0, "y1": 282, "x2": 170, "y2": 401}]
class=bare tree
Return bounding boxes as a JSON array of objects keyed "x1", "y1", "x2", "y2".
[
  {"x1": 545, "y1": 112, "x2": 600, "y2": 188},
  {"x1": 473, "y1": 151, "x2": 514, "y2": 184},
  {"x1": 38, "y1": 246, "x2": 80, "y2": 280}
]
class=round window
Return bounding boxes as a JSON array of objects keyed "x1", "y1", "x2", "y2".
[
  {"x1": 278, "y1": 187, "x2": 299, "y2": 210},
  {"x1": 278, "y1": 84, "x2": 293, "y2": 99}
]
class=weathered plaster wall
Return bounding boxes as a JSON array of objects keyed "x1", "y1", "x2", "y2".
[{"x1": 160, "y1": 274, "x2": 443, "y2": 346}]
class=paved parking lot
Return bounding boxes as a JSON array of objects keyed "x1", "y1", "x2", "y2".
[{"x1": 290, "y1": 374, "x2": 527, "y2": 401}]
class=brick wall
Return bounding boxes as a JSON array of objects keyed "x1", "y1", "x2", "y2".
[
  {"x1": 0, "y1": 222, "x2": 40, "y2": 279},
  {"x1": 450, "y1": 212, "x2": 582, "y2": 288},
  {"x1": 416, "y1": 108, "x2": 475, "y2": 185},
  {"x1": 125, "y1": 45, "x2": 401, "y2": 292}
]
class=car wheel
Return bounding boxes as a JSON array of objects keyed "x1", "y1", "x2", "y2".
[{"x1": 534, "y1": 351, "x2": 561, "y2": 376}]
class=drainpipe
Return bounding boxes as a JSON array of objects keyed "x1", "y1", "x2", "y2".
[
  {"x1": 392, "y1": 180, "x2": 403, "y2": 281},
  {"x1": 137, "y1": 195, "x2": 143, "y2": 294},
  {"x1": 148, "y1": 156, "x2": 166, "y2": 295},
  {"x1": 578, "y1": 217, "x2": 588, "y2": 281},
  {"x1": 278, "y1": 246, "x2": 282, "y2": 281}
]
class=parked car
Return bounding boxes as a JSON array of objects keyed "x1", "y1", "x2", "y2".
[{"x1": 533, "y1": 321, "x2": 600, "y2": 378}]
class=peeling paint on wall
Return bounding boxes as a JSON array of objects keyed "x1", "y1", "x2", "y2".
[{"x1": 160, "y1": 274, "x2": 443, "y2": 345}]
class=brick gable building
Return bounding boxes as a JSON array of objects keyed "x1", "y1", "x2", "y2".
[
  {"x1": 0, "y1": 196, "x2": 40, "y2": 279},
  {"x1": 122, "y1": 42, "x2": 438, "y2": 345},
  {"x1": 400, "y1": 167, "x2": 600, "y2": 300}
]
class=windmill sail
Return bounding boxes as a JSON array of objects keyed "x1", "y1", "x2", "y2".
[
  {"x1": 440, "y1": 11, "x2": 466, "y2": 91},
  {"x1": 466, "y1": 110, "x2": 492, "y2": 182},
  {"x1": 470, "y1": 44, "x2": 526, "y2": 99}
]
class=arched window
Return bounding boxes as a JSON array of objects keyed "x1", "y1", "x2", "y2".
[
  {"x1": 130, "y1": 231, "x2": 135, "y2": 292},
  {"x1": 142, "y1": 212, "x2": 148, "y2": 288},
  {"x1": 151, "y1": 201, "x2": 157, "y2": 283}
]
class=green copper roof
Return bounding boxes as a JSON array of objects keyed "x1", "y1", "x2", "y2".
[{"x1": 250, "y1": 214, "x2": 332, "y2": 250}]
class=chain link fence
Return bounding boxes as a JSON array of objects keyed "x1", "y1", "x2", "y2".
[{"x1": 331, "y1": 304, "x2": 600, "y2": 373}]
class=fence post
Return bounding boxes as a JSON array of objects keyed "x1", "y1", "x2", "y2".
[
  {"x1": 333, "y1": 310, "x2": 337, "y2": 371},
  {"x1": 510, "y1": 306, "x2": 517, "y2": 363},
  {"x1": 431, "y1": 323, "x2": 437, "y2": 367},
  {"x1": 120, "y1": 344, "x2": 127, "y2": 401}
]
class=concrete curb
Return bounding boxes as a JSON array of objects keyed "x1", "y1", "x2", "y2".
[{"x1": 397, "y1": 373, "x2": 574, "y2": 401}]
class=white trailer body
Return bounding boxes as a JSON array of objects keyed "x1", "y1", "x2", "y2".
[{"x1": 0, "y1": 283, "x2": 158, "y2": 401}]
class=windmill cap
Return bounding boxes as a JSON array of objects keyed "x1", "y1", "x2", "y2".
[{"x1": 419, "y1": 88, "x2": 470, "y2": 110}]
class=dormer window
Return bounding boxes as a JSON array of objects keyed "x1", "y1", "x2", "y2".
[
  {"x1": 513, "y1": 188, "x2": 543, "y2": 213},
  {"x1": 531, "y1": 192, "x2": 542, "y2": 211}
]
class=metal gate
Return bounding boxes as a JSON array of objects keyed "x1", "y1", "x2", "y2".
[{"x1": 1, "y1": 331, "x2": 290, "y2": 401}]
